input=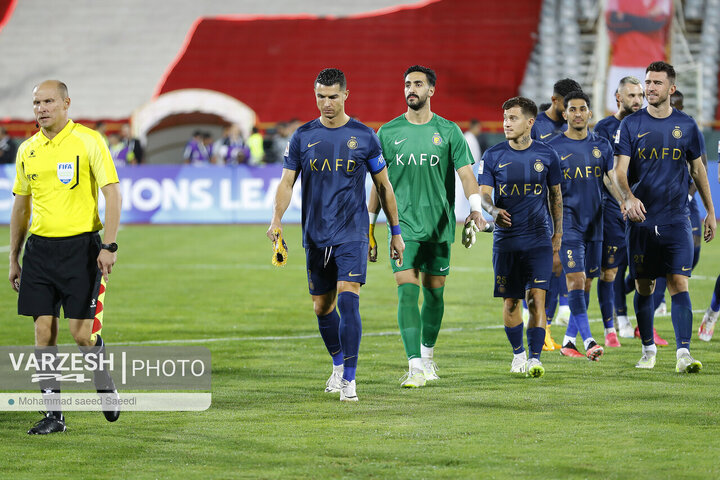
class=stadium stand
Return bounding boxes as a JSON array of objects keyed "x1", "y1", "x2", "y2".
[
  {"x1": 520, "y1": 0, "x2": 720, "y2": 126},
  {"x1": 0, "y1": 0, "x2": 439, "y2": 120},
  {"x1": 155, "y1": 1, "x2": 541, "y2": 126}
]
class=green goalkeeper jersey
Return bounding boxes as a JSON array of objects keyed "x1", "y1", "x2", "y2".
[{"x1": 378, "y1": 113, "x2": 473, "y2": 243}]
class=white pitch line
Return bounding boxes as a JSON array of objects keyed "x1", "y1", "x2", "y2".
[{"x1": 104, "y1": 310, "x2": 707, "y2": 346}]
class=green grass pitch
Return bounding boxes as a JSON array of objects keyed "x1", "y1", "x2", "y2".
[{"x1": 0, "y1": 224, "x2": 719, "y2": 479}]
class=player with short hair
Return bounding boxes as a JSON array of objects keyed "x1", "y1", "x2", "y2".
[
  {"x1": 651, "y1": 89, "x2": 707, "y2": 317},
  {"x1": 593, "y1": 76, "x2": 645, "y2": 343},
  {"x1": 548, "y1": 91, "x2": 613, "y2": 360},
  {"x1": 10, "y1": 80, "x2": 122, "y2": 434},
  {"x1": 531, "y1": 78, "x2": 584, "y2": 142},
  {"x1": 268, "y1": 68, "x2": 404, "y2": 401},
  {"x1": 480, "y1": 96, "x2": 563, "y2": 377},
  {"x1": 612, "y1": 61, "x2": 716, "y2": 372},
  {"x1": 530, "y1": 78, "x2": 583, "y2": 343},
  {"x1": 368, "y1": 65, "x2": 487, "y2": 388}
]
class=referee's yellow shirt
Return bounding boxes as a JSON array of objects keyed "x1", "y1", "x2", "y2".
[{"x1": 13, "y1": 120, "x2": 119, "y2": 237}]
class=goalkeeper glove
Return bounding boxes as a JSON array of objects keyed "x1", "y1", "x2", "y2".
[
  {"x1": 271, "y1": 228, "x2": 288, "y2": 267},
  {"x1": 462, "y1": 220, "x2": 480, "y2": 248}
]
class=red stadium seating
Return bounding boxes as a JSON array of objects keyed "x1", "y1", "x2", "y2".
[
  {"x1": 0, "y1": 0, "x2": 16, "y2": 33},
  {"x1": 156, "y1": 0, "x2": 542, "y2": 125}
]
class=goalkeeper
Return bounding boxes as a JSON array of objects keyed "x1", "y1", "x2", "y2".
[{"x1": 368, "y1": 65, "x2": 487, "y2": 388}]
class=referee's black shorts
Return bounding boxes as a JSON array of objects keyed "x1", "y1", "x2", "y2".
[{"x1": 18, "y1": 232, "x2": 103, "y2": 319}]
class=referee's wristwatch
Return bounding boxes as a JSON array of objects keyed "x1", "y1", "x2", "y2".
[{"x1": 101, "y1": 242, "x2": 118, "y2": 253}]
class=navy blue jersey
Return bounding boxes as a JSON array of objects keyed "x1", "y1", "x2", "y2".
[
  {"x1": 284, "y1": 118, "x2": 385, "y2": 248},
  {"x1": 531, "y1": 112, "x2": 567, "y2": 141},
  {"x1": 479, "y1": 141, "x2": 562, "y2": 252},
  {"x1": 548, "y1": 132, "x2": 613, "y2": 242},
  {"x1": 593, "y1": 115, "x2": 620, "y2": 144},
  {"x1": 593, "y1": 115, "x2": 623, "y2": 212},
  {"x1": 615, "y1": 108, "x2": 705, "y2": 225}
]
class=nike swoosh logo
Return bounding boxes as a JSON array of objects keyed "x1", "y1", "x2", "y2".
[
  {"x1": 681, "y1": 266, "x2": 691, "y2": 272},
  {"x1": 394, "y1": 138, "x2": 407, "y2": 145},
  {"x1": 540, "y1": 133, "x2": 552, "y2": 139},
  {"x1": 561, "y1": 154, "x2": 573, "y2": 161},
  {"x1": 637, "y1": 132, "x2": 651, "y2": 138},
  {"x1": 307, "y1": 141, "x2": 321, "y2": 148},
  {"x1": 498, "y1": 162, "x2": 511, "y2": 168},
  {"x1": 533, "y1": 279, "x2": 547, "y2": 283},
  {"x1": 440, "y1": 266, "x2": 449, "y2": 271},
  {"x1": 589, "y1": 267, "x2": 599, "y2": 273},
  {"x1": 348, "y1": 272, "x2": 362, "y2": 277}
]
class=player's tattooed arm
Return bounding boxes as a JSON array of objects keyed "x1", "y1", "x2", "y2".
[
  {"x1": 480, "y1": 185, "x2": 511, "y2": 228},
  {"x1": 548, "y1": 184, "x2": 563, "y2": 253},
  {"x1": 688, "y1": 155, "x2": 716, "y2": 242}
]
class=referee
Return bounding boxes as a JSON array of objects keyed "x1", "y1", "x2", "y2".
[{"x1": 8, "y1": 80, "x2": 122, "y2": 434}]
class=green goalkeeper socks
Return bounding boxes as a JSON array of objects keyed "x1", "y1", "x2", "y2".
[
  {"x1": 421, "y1": 285, "x2": 444, "y2": 348},
  {"x1": 397, "y1": 283, "x2": 421, "y2": 360}
]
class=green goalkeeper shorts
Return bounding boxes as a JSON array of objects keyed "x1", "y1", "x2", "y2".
[{"x1": 390, "y1": 240, "x2": 451, "y2": 275}]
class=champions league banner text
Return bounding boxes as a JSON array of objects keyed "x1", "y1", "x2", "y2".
[
  {"x1": 0, "y1": 164, "x2": 487, "y2": 224},
  {"x1": 0, "y1": 346, "x2": 211, "y2": 411}
]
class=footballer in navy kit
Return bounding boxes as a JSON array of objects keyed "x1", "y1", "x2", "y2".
[
  {"x1": 548, "y1": 91, "x2": 613, "y2": 361},
  {"x1": 479, "y1": 96, "x2": 563, "y2": 378},
  {"x1": 593, "y1": 76, "x2": 645, "y2": 342},
  {"x1": 529, "y1": 78, "x2": 584, "y2": 336},
  {"x1": 651, "y1": 90, "x2": 708, "y2": 321},
  {"x1": 530, "y1": 78, "x2": 582, "y2": 142},
  {"x1": 613, "y1": 61, "x2": 716, "y2": 373},
  {"x1": 268, "y1": 68, "x2": 405, "y2": 402}
]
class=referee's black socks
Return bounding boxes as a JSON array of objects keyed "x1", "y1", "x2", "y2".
[{"x1": 34, "y1": 345, "x2": 62, "y2": 419}]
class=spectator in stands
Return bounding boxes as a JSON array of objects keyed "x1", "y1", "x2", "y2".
[
  {"x1": 202, "y1": 132, "x2": 214, "y2": 163},
  {"x1": 605, "y1": 0, "x2": 672, "y2": 113},
  {"x1": 0, "y1": 127, "x2": 17, "y2": 164},
  {"x1": 268, "y1": 121, "x2": 291, "y2": 164},
  {"x1": 119, "y1": 124, "x2": 143, "y2": 165},
  {"x1": 184, "y1": 130, "x2": 210, "y2": 165},
  {"x1": 248, "y1": 126, "x2": 265, "y2": 165},
  {"x1": 108, "y1": 132, "x2": 129, "y2": 167},
  {"x1": 463, "y1": 119, "x2": 482, "y2": 163},
  {"x1": 213, "y1": 124, "x2": 249, "y2": 165},
  {"x1": 95, "y1": 121, "x2": 108, "y2": 145}
]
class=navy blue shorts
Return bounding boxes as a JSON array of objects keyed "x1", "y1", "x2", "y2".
[
  {"x1": 627, "y1": 221, "x2": 693, "y2": 280},
  {"x1": 492, "y1": 246, "x2": 553, "y2": 299},
  {"x1": 602, "y1": 200, "x2": 627, "y2": 269},
  {"x1": 689, "y1": 196, "x2": 701, "y2": 238},
  {"x1": 305, "y1": 241, "x2": 368, "y2": 295},
  {"x1": 561, "y1": 239, "x2": 602, "y2": 278}
]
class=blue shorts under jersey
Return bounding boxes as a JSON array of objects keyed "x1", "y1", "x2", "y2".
[
  {"x1": 602, "y1": 198, "x2": 627, "y2": 269},
  {"x1": 626, "y1": 221, "x2": 693, "y2": 280},
  {"x1": 305, "y1": 241, "x2": 368, "y2": 295},
  {"x1": 560, "y1": 239, "x2": 602, "y2": 278},
  {"x1": 492, "y1": 246, "x2": 553, "y2": 299}
]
